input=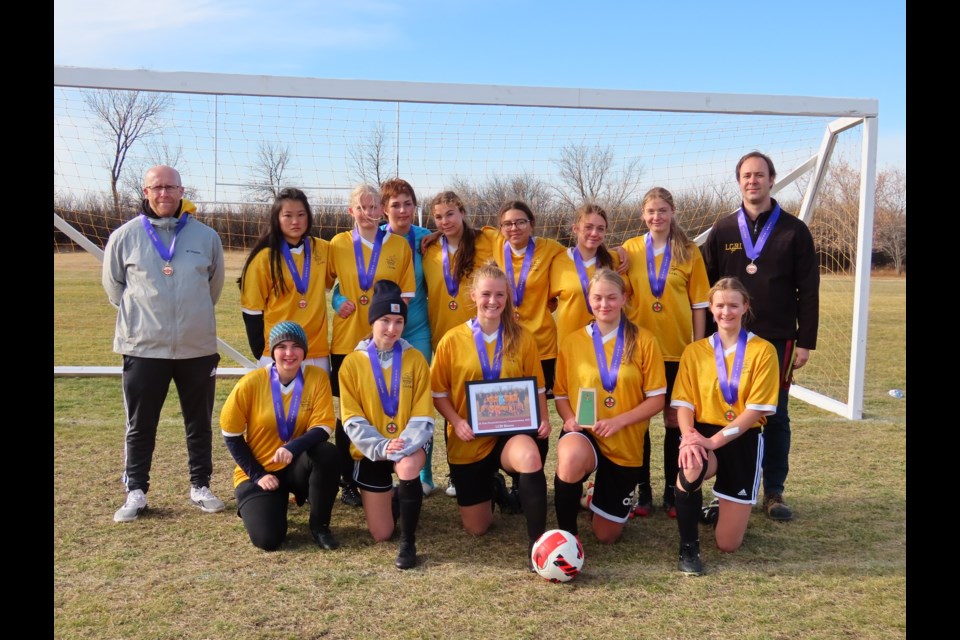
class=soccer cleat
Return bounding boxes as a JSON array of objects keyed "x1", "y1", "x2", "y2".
[
  {"x1": 395, "y1": 540, "x2": 417, "y2": 570},
  {"x1": 114, "y1": 489, "x2": 147, "y2": 522},
  {"x1": 506, "y1": 486, "x2": 524, "y2": 515},
  {"x1": 492, "y1": 472, "x2": 509, "y2": 513},
  {"x1": 763, "y1": 493, "x2": 794, "y2": 521},
  {"x1": 445, "y1": 480, "x2": 457, "y2": 497},
  {"x1": 663, "y1": 488, "x2": 677, "y2": 519},
  {"x1": 340, "y1": 482, "x2": 362, "y2": 508},
  {"x1": 190, "y1": 486, "x2": 225, "y2": 513},
  {"x1": 700, "y1": 498, "x2": 719, "y2": 526},
  {"x1": 633, "y1": 500, "x2": 654, "y2": 518},
  {"x1": 678, "y1": 541, "x2": 704, "y2": 575},
  {"x1": 311, "y1": 526, "x2": 340, "y2": 550},
  {"x1": 421, "y1": 480, "x2": 436, "y2": 497}
]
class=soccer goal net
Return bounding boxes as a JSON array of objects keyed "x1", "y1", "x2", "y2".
[{"x1": 54, "y1": 66, "x2": 878, "y2": 419}]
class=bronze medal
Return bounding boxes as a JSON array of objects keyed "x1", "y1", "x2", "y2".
[
  {"x1": 652, "y1": 300, "x2": 663, "y2": 313},
  {"x1": 604, "y1": 396, "x2": 616, "y2": 408},
  {"x1": 386, "y1": 422, "x2": 398, "y2": 434},
  {"x1": 745, "y1": 262, "x2": 758, "y2": 275},
  {"x1": 448, "y1": 300, "x2": 458, "y2": 311},
  {"x1": 298, "y1": 299, "x2": 307, "y2": 309},
  {"x1": 359, "y1": 293, "x2": 369, "y2": 305},
  {"x1": 162, "y1": 263, "x2": 174, "y2": 276},
  {"x1": 724, "y1": 410, "x2": 736, "y2": 422},
  {"x1": 514, "y1": 310, "x2": 521, "y2": 321}
]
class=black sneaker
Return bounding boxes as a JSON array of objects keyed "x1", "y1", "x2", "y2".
[
  {"x1": 678, "y1": 541, "x2": 704, "y2": 576},
  {"x1": 700, "y1": 498, "x2": 719, "y2": 526},
  {"x1": 492, "y1": 472, "x2": 509, "y2": 513},
  {"x1": 763, "y1": 493, "x2": 794, "y2": 521},
  {"x1": 340, "y1": 482, "x2": 362, "y2": 508},
  {"x1": 506, "y1": 486, "x2": 524, "y2": 515},
  {"x1": 311, "y1": 526, "x2": 340, "y2": 550},
  {"x1": 395, "y1": 540, "x2": 417, "y2": 570}
]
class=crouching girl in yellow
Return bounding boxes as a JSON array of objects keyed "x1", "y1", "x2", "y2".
[
  {"x1": 552, "y1": 269, "x2": 666, "y2": 546},
  {"x1": 670, "y1": 277, "x2": 779, "y2": 576},
  {"x1": 338, "y1": 280, "x2": 435, "y2": 570},
  {"x1": 220, "y1": 321, "x2": 341, "y2": 551}
]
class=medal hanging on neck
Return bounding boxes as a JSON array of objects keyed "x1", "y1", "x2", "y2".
[
  {"x1": 367, "y1": 340, "x2": 402, "y2": 434},
  {"x1": 737, "y1": 204, "x2": 781, "y2": 275},
  {"x1": 281, "y1": 238, "x2": 312, "y2": 309},
  {"x1": 442, "y1": 236, "x2": 459, "y2": 311},
  {"x1": 472, "y1": 318, "x2": 504, "y2": 381},
  {"x1": 140, "y1": 213, "x2": 188, "y2": 276},
  {"x1": 354, "y1": 227, "x2": 385, "y2": 305},
  {"x1": 504, "y1": 238, "x2": 535, "y2": 313},
  {"x1": 592, "y1": 319, "x2": 625, "y2": 409},
  {"x1": 572, "y1": 247, "x2": 593, "y2": 315},
  {"x1": 645, "y1": 233, "x2": 671, "y2": 313},
  {"x1": 270, "y1": 364, "x2": 304, "y2": 442},
  {"x1": 713, "y1": 329, "x2": 748, "y2": 421}
]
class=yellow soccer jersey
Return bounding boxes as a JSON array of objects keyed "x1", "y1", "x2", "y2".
[
  {"x1": 326, "y1": 230, "x2": 415, "y2": 354},
  {"x1": 493, "y1": 235, "x2": 565, "y2": 359},
  {"x1": 430, "y1": 322, "x2": 545, "y2": 465},
  {"x1": 423, "y1": 230, "x2": 495, "y2": 351},
  {"x1": 549, "y1": 247, "x2": 628, "y2": 345},
  {"x1": 671, "y1": 333, "x2": 779, "y2": 428},
  {"x1": 240, "y1": 237, "x2": 331, "y2": 358},
  {"x1": 554, "y1": 323, "x2": 667, "y2": 467},
  {"x1": 338, "y1": 343, "x2": 435, "y2": 461},
  {"x1": 622, "y1": 234, "x2": 710, "y2": 362},
  {"x1": 220, "y1": 365, "x2": 336, "y2": 487}
]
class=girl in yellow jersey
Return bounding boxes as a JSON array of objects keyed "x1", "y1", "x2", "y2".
[
  {"x1": 549, "y1": 203, "x2": 627, "y2": 347},
  {"x1": 220, "y1": 322, "x2": 341, "y2": 551},
  {"x1": 339, "y1": 280, "x2": 435, "y2": 570},
  {"x1": 553, "y1": 269, "x2": 666, "y2": 546},
  {"x1": 430, "y1": 262, "x2": 551, "y2": 572},
  {"x1": 622, "y1": 187, "x2": 710, "y2": 518},
  {"x1": 326, "y1": 185, "x2": 416, "y2": 507},
  {"x1": 239, "y1": 188, "x2": 332, "y2": 371},
  {"x1": 671, "y1": 277, "x2": 779, "y2": 575}
]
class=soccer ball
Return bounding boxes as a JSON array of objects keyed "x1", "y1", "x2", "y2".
[
  {"x1": 580, "y1": 480, "x2": 595, "y2": 510},
  {"x1": 531, "y1": 529, "x2": 584, "y2": 583}
]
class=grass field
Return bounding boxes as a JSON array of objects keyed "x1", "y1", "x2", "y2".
[{"x1": 53, "y1": 253, "x2": 906, "y2": 639}]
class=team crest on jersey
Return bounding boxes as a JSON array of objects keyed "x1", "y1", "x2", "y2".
[
  {"x1": 384, "y1": 255, "x2": 398, "y2": 269},
  {"x1": 403, "y1": 373, "x2": 414, "y2": 388}
]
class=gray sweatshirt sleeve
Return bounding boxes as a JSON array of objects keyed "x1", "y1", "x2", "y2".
[
  {"x1": 386, "y1": 419, "x2": 435, "y2": 461},
  {"x1": 343, "y1": 417, "x2": 390, "y2": 461}
]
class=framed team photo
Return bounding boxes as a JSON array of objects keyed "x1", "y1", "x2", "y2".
[{"x1": 465, "y1": 376, "x2": 540, "y2": 437}]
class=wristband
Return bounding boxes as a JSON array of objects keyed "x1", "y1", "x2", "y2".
[{"x1": 721, "y1": 426, "x2": 740, "y2": 438}]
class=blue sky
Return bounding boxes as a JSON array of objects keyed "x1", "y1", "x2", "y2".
[{"x1": 54, "y1": 0, "x2": 905, "y2": 171}]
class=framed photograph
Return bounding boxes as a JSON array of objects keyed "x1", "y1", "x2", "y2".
[{"x1": 465, "y1": 376, "x2": 541, "y2": 437}]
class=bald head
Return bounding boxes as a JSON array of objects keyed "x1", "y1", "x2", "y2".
[{"x1": 143, "y1": 165, "x2": 184, "y2": 217}]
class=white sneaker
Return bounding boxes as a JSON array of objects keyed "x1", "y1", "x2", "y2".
[
  {"x1": 445, "y1": 482, "x2": 457, "y2": 497},
  {"x1": 190, "y1": 486, "x2": 225, "y2": 513},
  {"x1": 422, "y1": 481, "x2": 436, "y2": 497},
  {"x1": 114, "y1": 489, "x2": 147, "y2": 523}
]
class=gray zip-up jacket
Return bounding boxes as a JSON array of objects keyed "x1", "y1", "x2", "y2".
[{"x1": 102, "y1": 200, "x2": 224, "y2": 359}]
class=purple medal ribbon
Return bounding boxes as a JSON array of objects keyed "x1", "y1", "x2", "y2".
[
  {"x1": 367, "y1": 341, "x2": 402, "y2": 418},
  {"x1": 269, "y1": 365, "x2": 304, "y2": 443},
  {"x1": 645, "y1": 233, "x2": 672, "y2": 299},
  {"x1": 353, "y1": 227, "x2": 386, "y2": 291},
  {"x1": 280, "y1": 238, "x2": 311, "y2": 296},
  {"x1": 591, "y1": 319, "x2": 625, "y2": 393},
  {"x1": 504, "y1": 238, "x2": 536, "y2": 308},
  {"x1": 471, "y1": 319, "x2": 504, "y2": 380},
  {"x1": 737, "y1": 203, "x2": 781, "y2": 263},
  {"x1": 713, "y1": 329, "x2": 749, "y2": 406},
  {"x1": 572, "y1": 247, "x2": 593, "y2": 315},
  {"x1": 140, "y1": 213, "x2": 188, "y2": 263},
  {"x1": 441, "y1": 236, "x2": 460, "y2": 298}
]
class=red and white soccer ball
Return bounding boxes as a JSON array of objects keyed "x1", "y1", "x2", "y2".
[
  {"x1": 580, "y1": 480, "x2": 595, "y2": 510},
  {"x1": 531, "y1": 529, "x2": 584, "y2": 583}
]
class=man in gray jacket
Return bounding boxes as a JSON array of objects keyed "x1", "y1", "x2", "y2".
[{"x1": 103, "y1": 165, "x2": 226, "y2": 522}]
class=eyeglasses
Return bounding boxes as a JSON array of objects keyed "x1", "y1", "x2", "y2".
[
  {"x1": 500, "y1": 219, "x2": 530, "y2": 230},
  {"x1": 145, "y1": 185, "x2": 182, "y2": 193}
]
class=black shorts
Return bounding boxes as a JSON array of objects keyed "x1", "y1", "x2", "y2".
[
  {"x1": 449, "y1": 434, "x2": 531, "y2": 507},
  {"x1": 558, "y1": 430, "x2": 641, "y2": 523},
  {"x1": 329, "y1": 353, "x2": 347, "y2": 398},
  {"x1": 695, "y1": 422, "x2": 762, "y2": 504},
  {"x1": 350, "y1": 458, "x2": 395, "y2": 493}
]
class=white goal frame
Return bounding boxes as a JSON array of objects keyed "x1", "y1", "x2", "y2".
[{"x1": 54, "y1": 65, "x2": 878, "y2": 419}]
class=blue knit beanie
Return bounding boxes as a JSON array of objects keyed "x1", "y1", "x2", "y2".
[{"x1": 269, "y1": 321, "x2": 308, "y2": 357}]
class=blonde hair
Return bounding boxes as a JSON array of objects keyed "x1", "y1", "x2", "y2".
[
  {"x1": 349, "y1": 184, "x2": 380, "y2": 210},
  {"x1": 471, "y1": 261, "x2": 523, "y2": 355},
  {"x1": 588, "y1": 268, "x2": 639, "y2": 361},
  {"x1": 707, "y1": 277, "x2": 754, "y2": 326},
  {"x1": 642, "y1": 187, "x2": 695, "y2": 264}
]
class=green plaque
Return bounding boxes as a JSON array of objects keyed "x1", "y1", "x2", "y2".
[{"x1": 577, "y1": 388, "x2": 597, "y2": 428}]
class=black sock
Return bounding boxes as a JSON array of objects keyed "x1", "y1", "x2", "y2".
[
  {"x1": 674, "y1": 486, "x2": 703, "y2": 544},
  {"x1": 397, "y1": 478, "x2": 423, "y2": 544},
  {"x1": 335, "y1": 420, "x2": 353, "y2": 486},
  {"x1": 663, "y1": 428, "x2": 680, "y2": 497},
  {"x1": 553, "y1": 476, "x2": 582, "y2": 536},
  {"x1": 518, "y1": 470, "x2": 547, "y2": 543}
]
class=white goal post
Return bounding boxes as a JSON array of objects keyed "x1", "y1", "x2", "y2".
[{"x1": 54, "y1": 65, "x2": 878, "y2": 419}]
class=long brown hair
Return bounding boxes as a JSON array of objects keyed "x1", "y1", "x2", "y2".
[
  {"x1": 238, "y1": 187, "x2": 314, "y2": 296},
  {"x1": 430, "y1": 191, "x2": 478, "y2": 282},
  {"x1": 471, "y1": 261, "x2": 523, "y2": 355},
  {"x1": 573, "y1": 203, "x2": 615, "y2": 270},
  {"x1": 641, "y1": 187, "x2": 695, "y2": 265},
  {"x1": 588, "y1": 268, "x2": 640, "y2": 362}
]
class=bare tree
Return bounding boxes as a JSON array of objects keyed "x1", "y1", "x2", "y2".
[
  {"x1": 83, "y1": 90, "x2": 172, "y2": 214},
  {"x1": 120, "y1": 141, "x2": 194, "y2": 205},
  {"x1": 553, "y1": 143, "x2": 644, "y2": 211},
  {"x1": 873, "y1": 168, "x2": 906, "y2": 274},
  {"x1": 348, "y1": 123, "x2": 392, "y2": 186},
  {"x1": 246, "y1": 141, "x2": 296, "y2": 202}
]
